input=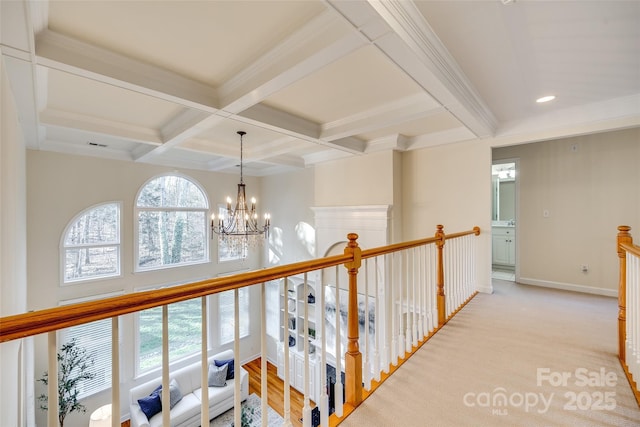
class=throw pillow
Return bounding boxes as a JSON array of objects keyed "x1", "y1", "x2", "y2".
[
  {"x1": 168, "y1": 378, "x2": 183, "y2": 409},
  {"x1": 137, "y1": 385, "x2": 162, "y2": 420},
  {"x1": 208, "y1": 363, "x2": 228, "y2": 387},
  {"x1": 214, "y1": 358, "x2": 234, "y2": 380}
]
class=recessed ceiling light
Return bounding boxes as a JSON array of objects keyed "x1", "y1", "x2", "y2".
[{"x1": 536, "y1": 95, "x2": 556, "y2": 103}]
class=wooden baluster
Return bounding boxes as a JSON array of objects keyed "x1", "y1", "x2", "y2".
[
  {"x1": 373, "y1": 256, "x2": 381, "y2": 381},
  {"x1": 436, "y1": 225, "x2": 446, "y2": 327},
  {"x1": 302, "y1": 273, "x2": 311, "y2": 427},
  {"x1": 162, "y1": 306, "x2": 170, "y2": 427},
  {"x1": 344, "y1": 233, "x2": 363, "y2": 406},
  {"x1": 200, "y1": 297, "x2": 209, "y2": 427},
  {"x1": 260, "y1": 283, "x2": 267, "y2": 427},
  {"x1": 47, "y1": 332, "x2": 58, "y2": 427},
  {"x1": 234, "y1": 289, "x2": 241, "y2": 427},
  {"x1": 283, "y1": 278, "x2": 293, "y2": 427},
  {"x1": 319, "y1": 271, "x2": 329, "y2": 427},
  {"x1": 334, "y1": 267, "x2": 343, "y2": 417},
  {"x1": 618, "y1": 225, "x2": 632, "y2": 362},
  {"x1": 111, "y1": 317, "x2": 120, "y2": 427}
]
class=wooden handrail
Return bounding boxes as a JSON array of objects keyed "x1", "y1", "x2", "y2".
[
  {"x1": 621, "y1": 242, "x2": 640, "y2": 258},
  {"x1": 616, "y1": 225, "x2": 640, "y2": 407},
  {"x1": 0, "y1": 253, "x2": 351, "y2": 343}
]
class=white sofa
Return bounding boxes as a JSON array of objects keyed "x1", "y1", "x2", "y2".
[{"x1": 129, "y1": 350, "x2": 249, "y2": 427}]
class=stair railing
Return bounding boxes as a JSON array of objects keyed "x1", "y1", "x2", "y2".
[
  {"x1": 0, "y1": 224, "x2": 481, "y2": 427},
  {"x1": 617, "y1": 225, "x2": 640, "y2": 406}
]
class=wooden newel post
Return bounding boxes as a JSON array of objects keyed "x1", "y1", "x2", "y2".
[
  {"x1": 436, "y1": 225, "x2": 446, "y2": 327},
  {"x1": 344, "y1": 233, "x2": 363, "y2": 406},
  {"x1": 617, "y1": 225, "x2": 632, "y2": 362}
]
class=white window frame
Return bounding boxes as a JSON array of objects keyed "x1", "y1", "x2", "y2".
[
  {"x1": 61, "y1": 202, "x2": 122, "y2": 285},
  {"x1": 217, "y1": 270, "x2": 251, "y2": 345},
  {"x1": 134, "y1": 173, "x2": 210, "y2": 272},
  {"x1": 59, "y1": 292, "x2": 122, "y2": 399}
]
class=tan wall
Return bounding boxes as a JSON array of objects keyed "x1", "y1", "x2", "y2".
[
  {"x1": 314, "y1": 150, "x2": 396, "y2": 207},
  {"x1": 493, "y1": 128, "x2": 640, "y2": 294},
  {"x1": 402, "y1": 140, "x2": 493, "y2": 293},
  {"x1": 261, "y1": 167, "x2": 315, "y2": 266},
  {"x1": 1, "y1": 50, "x2": 29, "y2": 427}
]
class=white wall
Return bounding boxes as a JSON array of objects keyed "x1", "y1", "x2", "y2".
[
  {"x1": 1, "y1": 50, "x2": 29, "y2": 427},
  {"x1": 493, "y1": 128, "x2": 640, "y2": 295},
  {"x1": 401, "y1": 140, "x2": 493, "y2": 293},
  {"x1": 26, "y1": 151, "x2": 266, "y2": 426}
]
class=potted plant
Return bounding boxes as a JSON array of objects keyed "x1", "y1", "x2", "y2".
[{"x1": 38, "y1": 339, "x2": 96, "y2": 427}]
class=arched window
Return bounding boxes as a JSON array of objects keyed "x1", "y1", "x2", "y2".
[
  {"x1": 136, "y1": 174, "x2": 209, "y2": 270},
  {"x1": 62, "y1": 202, "x2": 121, "y2": 284}
]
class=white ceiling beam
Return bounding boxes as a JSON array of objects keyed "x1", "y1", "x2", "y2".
[
  {"x1": 134, "y1": 110, "x2": 224, "y2": 163},
  {"x1": 238, "y1": 103, "x2": 367, "y2": 155},
  {"x1": 218, "y1": 9, "x2": 367, "y2": 114},
  {"x1": 320, "y1": 93, "x2": 443, "y2": 141},
  {"x1": 40, "y1": 108, "x2": 162, "y2": 145},
  {"x1": 35, "y1": 30, "x2": 220, "y2": 113},
  {"x1": 328, "y1": 0, "x2": 497, "y2": 139}
]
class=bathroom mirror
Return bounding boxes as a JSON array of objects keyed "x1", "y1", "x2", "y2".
[{"x1": 492, "y1": 163, "x2": 516, "y2": 222}]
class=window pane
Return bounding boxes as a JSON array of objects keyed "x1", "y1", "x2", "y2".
[
  {"x1": 138, "y1": 299, "x2": 202, "y2": 373},
  {"x1": 219, "y1": 288, "x2": 250, "y2": 344},
  {"x1": 138, "y1": 211, "x2": 206, "y2": 268},
  {"x1": 137, "y1": 176, "x2": 206, "y2": 208},
  {"x1": 64, "y1": 203, "x2": 119, "y2": 245},
  {"x1": 65, "y1": 246, "x2": 119, "y2": 282},
  {"x1": 63, "y1": 319, "x2": 112, "y2": 398},
  {"x1": 63, "y1": 203, "x2": 120, "y2": 283}
]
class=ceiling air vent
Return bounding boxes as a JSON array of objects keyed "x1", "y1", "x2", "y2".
[{"x1": 87, "y1": 142, "x2": 108, "y2": 148}]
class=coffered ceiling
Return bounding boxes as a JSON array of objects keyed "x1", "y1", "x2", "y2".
[{"x1": 2, "y1": 1, "x2": 639, "y2": 176}]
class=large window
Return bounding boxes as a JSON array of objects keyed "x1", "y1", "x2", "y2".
[
  {"x1": 60, "y1": 294, "x2": 119, "y2": 398},
  {"x1": 219, "y1": 287, "x2": 250, "y2": 344},
  {"x1": 136, "y1": 174, "x2": 208, "y2": 270},
  {"x1": 137, "y1": 297, "x2": 203, "y2": 373},
  {"x1": 62, "y1": 202, "x2": 120, "y2": 284}
]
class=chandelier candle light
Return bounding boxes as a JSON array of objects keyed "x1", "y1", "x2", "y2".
[{"x1": 211, "y1": 131, "x2": 270, "y2": 251}]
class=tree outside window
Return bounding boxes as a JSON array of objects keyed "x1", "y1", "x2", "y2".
[
  {"x1": 62, "y1": 202, "x2": 120, "y2": 283},
  {"x1": 136, "y1": 175, "x2": 208, "y2": 270}
]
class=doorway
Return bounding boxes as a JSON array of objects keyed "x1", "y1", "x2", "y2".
[{"x1": 491, "y1": 160, "x2": 517, "y2": 281}]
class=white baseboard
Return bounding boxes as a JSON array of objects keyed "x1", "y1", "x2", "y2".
[{"x1": 518, "y1": 277, "x2": 617, "y2": 297}]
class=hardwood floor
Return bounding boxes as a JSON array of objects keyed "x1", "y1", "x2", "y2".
[{"x1": 243, "y1": 357, "x2": 315, "y2": 427}]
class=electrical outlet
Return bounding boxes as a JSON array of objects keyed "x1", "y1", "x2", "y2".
[
  {"x1": 581, "y1": 264, "x2": 589, "y2": 273},
  {"x1": 543, "y1": 209, "x2": 550, "y2": 218}
]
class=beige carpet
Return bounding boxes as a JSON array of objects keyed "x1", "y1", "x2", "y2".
[{"x1": 341, "y1": 279, "x2": 640, "y2": 427}]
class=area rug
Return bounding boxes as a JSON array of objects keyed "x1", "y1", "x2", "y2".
[{"x1": 210, "y1": 393, "x2": 283, "y2": 427}]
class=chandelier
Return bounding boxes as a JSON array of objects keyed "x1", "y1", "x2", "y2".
[{"x1": 211, "y1": 131, "x2": 270, "y2": 250}]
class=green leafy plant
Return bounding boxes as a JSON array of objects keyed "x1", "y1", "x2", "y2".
[{"x1": 37, "y1": 339, "x2": 96, "y2": 427}]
